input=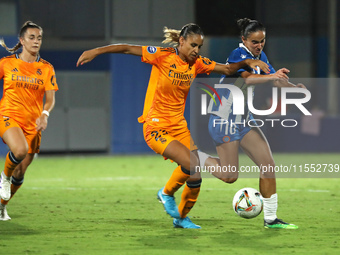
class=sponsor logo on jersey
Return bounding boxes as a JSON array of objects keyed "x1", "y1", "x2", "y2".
[
  {"x1": 11, "y1": 74, "x2": 44, "y2": 85},
  {"x1": 170, "y1": 64, "x2": 177, "y2": 69},
  {"x1": 11, "y1": 68, "x2": 18, "y2": 72},
  {"x1": 147, "y1": 46, "x2": 157, "y2": 54}
]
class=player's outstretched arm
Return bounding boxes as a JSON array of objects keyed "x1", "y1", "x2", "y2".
[
  {"x1": 77, "y1": 44, "x2": 143, "y2": 67},
  {"x1": 241, "y1": 68, "x2": 289, "y2": 85},
  {"x1": 213, "y1": 59, "x2": 270, "y2": 76},
  {"x1": 274, "y1": 79, "x2": 307, "y2": 89}
]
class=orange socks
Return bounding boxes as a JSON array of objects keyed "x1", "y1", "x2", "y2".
[
  {"x1": 3, "y1": 151, "x2": 22, "y2": 178},
  {"x1": 163, "y1": 166, "x2": 202, "y2": 218},
  {"x1": 163, "y1": 166, "x2": 190, "y2": 196},
  {"x1": 178, "y1": 179, "x2": 202, "y2": 218},
  {"x1": 1, "y1": 152, "x2": 23, "y2": 206}
]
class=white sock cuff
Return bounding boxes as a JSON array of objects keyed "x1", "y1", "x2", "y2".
[
  {"x1": 263, "y1": 193, "x2": 278, "y2": 222},
  {"x1": 1, "y1": 171, "x2": 10, "y2": 180},
  {"x1": 197, "y1": 150, "x2": 210, "y2": 168},
  {"x1": 263, "y1": 193, "x2": 278, "y2": 201}
]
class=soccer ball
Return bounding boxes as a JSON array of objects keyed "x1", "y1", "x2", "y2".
[{"x1": 232, "y1": 187, "x2": 263, "y2": 219}]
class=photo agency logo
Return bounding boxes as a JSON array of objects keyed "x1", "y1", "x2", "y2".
[{"x1": 199, "y1": 83, "x2": 311, "y2": 128}]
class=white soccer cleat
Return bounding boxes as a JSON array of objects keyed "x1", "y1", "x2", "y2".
[
  {"x1": 0, "y1": 205, "x2": 11, "y2": 221},
  {"x1": 0, "y1": 174, "x2": 12, "y2": 201}
]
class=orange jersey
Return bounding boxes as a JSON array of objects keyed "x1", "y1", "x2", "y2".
[
  {"x1": 138, "y1": 46, "x2": 216, "y2": 128},
  {"x1": 0, "y1": 54, "x2": 58, "y2": 132}
]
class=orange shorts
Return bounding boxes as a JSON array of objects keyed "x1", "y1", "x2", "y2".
[
  {"x1": 0, "y1": 116, "x2": 41, "y2": 154},
  {"x1": 143, "y1": 122, "x2": 198, "y2": 156}
]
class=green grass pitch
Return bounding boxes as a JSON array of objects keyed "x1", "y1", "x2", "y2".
[{"x1": 0, "y1": 153, "x2": 339, "y2": 255}]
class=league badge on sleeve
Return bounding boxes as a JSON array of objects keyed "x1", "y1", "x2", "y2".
[{"x1": 147, "y1": 46, "x2": 157, "y2": 54}]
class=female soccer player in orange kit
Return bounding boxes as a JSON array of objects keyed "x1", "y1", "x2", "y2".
[
  {"x1": 0, "y1": 21, "x2": 58, "y2": 220},
  {"x1": 77, "y1": 23, "x2": 269, "y2": 228}
]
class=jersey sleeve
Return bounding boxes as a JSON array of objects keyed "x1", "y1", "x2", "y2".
[
  {"x1": 196, "y1": 56, "x2": 216, "y2": 75},
  {"x1": 226, "y1": 49, "x2": 250, "y2": 75},
  {"x1": 45, "y1": 66, "x2": 58, "y2": 91},
  {"x1": 0, "y1": 58, "x2": 4, "y2": 80},
  {"x1": 141, "y1": 46, "x2": 163, "y2": 66},
  {"x1": 260, "y1": 52, "x2": 275, "y2": 74}
]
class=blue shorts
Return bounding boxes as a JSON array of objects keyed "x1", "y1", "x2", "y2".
[{"x1": 208, "y1": 114, "x2": 254, "y2": 145}]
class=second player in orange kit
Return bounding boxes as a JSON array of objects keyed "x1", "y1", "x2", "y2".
[{"x1": 0, "y1": 21, "x2": 58, "y2": 221}]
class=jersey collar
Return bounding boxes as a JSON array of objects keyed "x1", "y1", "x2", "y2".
[
  {"x1": 15, "y1": 53, "x2": 40, "y2": 62},
  {"x1": 239, "y1": 43, "x2": 260, "y2": 59}
]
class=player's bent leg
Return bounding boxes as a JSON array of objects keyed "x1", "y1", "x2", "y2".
[
  {"x1": 1, "y1": 153, "x2": 35, "y2": 208},
  {"x1": 241, "y1": 128, "x2": 298, "y2": 229},
  {"x1": 214, "y1": 141, "x2": 240, "y2": 183},
  {"x1": 159, "y1": 166, "x2": 200, "y2": 219},
  {"x1": 0, "y1": 127, "x2": 28, "y2": 201},
  {"x1": 178, "y1": 178, "x2": 201, "y2": 218},
  {"x1": 0, "y1": 152, "x2": 24, "y2": 201},
  {"x1": 12, "y1": 153, "x2": 35, "y2": 180},
  {"x1": 240, "y1": 128, "x2": 276, "y2": 196},
  {"x1": 163, "y1": 140, "x2": 199, "y2": 172},
  {"x1": 174, "y1": 178, "x2": 202, "y2": 229},
  {"x1": 2, "y1": 127, "x2": 29, "y2": 161}
]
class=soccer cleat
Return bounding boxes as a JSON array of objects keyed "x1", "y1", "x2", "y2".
[
  {"x1": 0, "y1": 174, "x2": 12, "y2": 201},
  {"x1": 0, "y1": 205, "x2": 11, "y2": 221},
  {"x1": 264, "y1": 218, "x2": 298, "y2": 229},
  {"x1": 173, "y1": 217, "x2": 201, "y2": 229},
  {"x1": 157, "y1": 187, "x2": 180, "y2": 218}
]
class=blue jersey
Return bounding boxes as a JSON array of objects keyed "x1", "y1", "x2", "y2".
[
  {"x1": 207, "y1": 43, "x2": 275, "y2": 121},
  {"x1": 207, "y1": 43, "x2": 276, "y2": 145}
]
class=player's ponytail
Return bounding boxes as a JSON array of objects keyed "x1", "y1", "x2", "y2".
[
  {"x1": 162, "y1": 27, "x2": 181, "y2": 46},
  {"x1": 163, "y1": 23, "x2": 204, "y2": 47},
  {"x1": 0, "y1": 39, "x2": 22, "y2": 54},
  {"x1": 0, "y1": 21, "x2": 42, "y2": 53},
  {"x1": 237, "y1": 18, "x2": 265, "y2": 39}
]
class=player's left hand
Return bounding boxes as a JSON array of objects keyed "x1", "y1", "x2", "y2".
[
  {"x1": 276, "y1": 68, "x2": 290, "y2": 75},
  {"x1": 36, "y1": 114, "x2": 48, "y2": 131}
]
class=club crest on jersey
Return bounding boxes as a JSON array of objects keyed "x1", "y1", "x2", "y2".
[
  {"x1": 36, "y1": 69, "x2": 42, "y2": 75},
  {"x1": 147, "y1": 46, "x2": 157, "y2": 54}
]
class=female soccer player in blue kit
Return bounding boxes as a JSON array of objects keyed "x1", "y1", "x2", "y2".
[{"x1": 206, "y1": 18, "x2": 306, "y2": 229}]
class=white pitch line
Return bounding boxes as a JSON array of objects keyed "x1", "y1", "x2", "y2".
[
  {"x1": 29, "y1": 176, "x2": 146, "y2": 182},
  {"x1": 23, "y1": 186, "x2": 330, "y2": 192}
]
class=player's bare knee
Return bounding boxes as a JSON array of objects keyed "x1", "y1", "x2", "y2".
[
  {"x1": 12, "y1": 147, "x2": 28, "y2": 161},
  {"x1": 221, "y1": 177, "x2": 238, "y2": 184}
]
